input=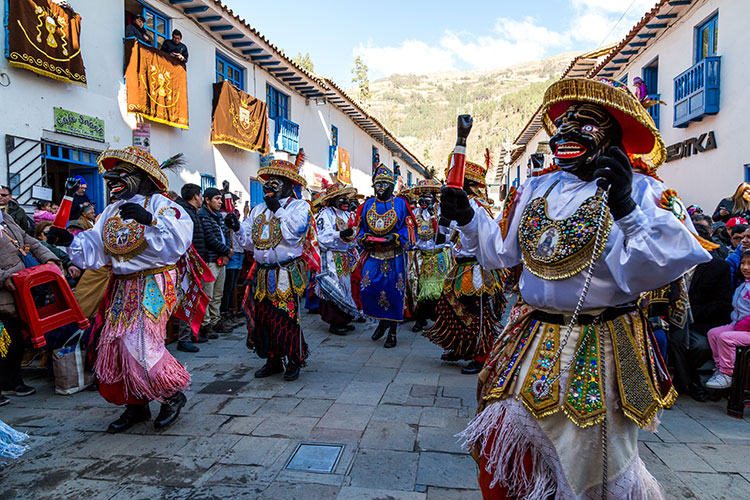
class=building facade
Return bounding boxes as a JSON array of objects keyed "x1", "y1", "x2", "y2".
[
  {"x1": 1, "y1": 0, "x2": 425, "y2": 213},
  {"x1": 502, "y1": 0, "x2": 746, "y2": 212}
]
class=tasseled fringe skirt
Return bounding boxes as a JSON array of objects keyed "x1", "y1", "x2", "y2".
[{"x1": 252, "y1": 298, "x2": 309, "y2": 366}]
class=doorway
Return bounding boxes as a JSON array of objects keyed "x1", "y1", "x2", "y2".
[{"x1": 44, "y1": 143, "x2": 105, "y2": 214}]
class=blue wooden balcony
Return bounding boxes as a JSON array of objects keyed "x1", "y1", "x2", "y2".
[
  {"x1": 274, "y1": 117, "x2": 299, "y2": 155},
  {"x1": 646, "y1": 93, "x2": 660, "y2": 129},
  {"x1": 673, "y1": 56, "x2": 720, "y2": 128}
]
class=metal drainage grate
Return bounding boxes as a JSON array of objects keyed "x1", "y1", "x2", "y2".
[{"x1": 284, "y1": 443, "x2": 344, "y2": 474}]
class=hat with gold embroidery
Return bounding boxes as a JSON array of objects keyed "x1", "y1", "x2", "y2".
[
  {"x1": 372, "y1": 164, "x2": 395, "y2": 185},
  {"x1": 314, "y1": 180, "x2": 356, "y2": 207},
  {"x1": 410, "y1": 178, "x2": 442, "y2": 196},
  {"x1": 98, "y1": 146, "x2": 170, "y2": 190},
  {"x1": 258, "y1": 159, "x2": 307, "y2": 188}
]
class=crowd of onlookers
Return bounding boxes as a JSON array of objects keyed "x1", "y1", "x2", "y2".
[
  {"x1": 3, "y1": 179, "x2": 750, "y2": 407},
  {"x1": 0, "y1": 180, "x2": 248, "y2": 407}
]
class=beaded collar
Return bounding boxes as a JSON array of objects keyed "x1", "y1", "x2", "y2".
[
  {"x1": 366, "y1": 198, "x2": 398, "y2": 236},
  {"x1": 251, "y1": 198, "x2": 292, "y2": 250},
  {"x1": 519, "y1": 180, "x2": 611, "y2": 280},
  {"x1": 103, "y1": 196, "x2": 150, "y2": 262}
]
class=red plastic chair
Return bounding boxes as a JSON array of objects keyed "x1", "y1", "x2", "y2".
[{"x1": 12, "y1": 263, "x2": 89, "y2": 348}]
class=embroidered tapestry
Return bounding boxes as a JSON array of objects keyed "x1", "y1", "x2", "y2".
[{"x1": 210, "y1": 80, "x2": 269, "y2": 153}]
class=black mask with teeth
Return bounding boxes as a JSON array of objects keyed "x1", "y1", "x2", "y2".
[
  {"x1": 548, "y1": 103, "x2": 622, "y2": 181},
  {"x1": 263, "y1": 175, "x2": 294, "y2": 199},
  {"x1": 103, "y1": 162, "x2": 156, "y2": 200},
  {"x1": 333, "y1": 196, "x2": 350, "y2": 212},
  {"x1": 418, "y1": 194, "x2": 436, "y2": 213},
  {"x1": 373, "y1": 181, "x2": 394, "y2": 201}
]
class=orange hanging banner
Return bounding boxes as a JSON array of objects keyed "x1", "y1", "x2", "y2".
[
  {"x1": 124, "y1": 39, "x2": 189, "y2": 129},
  {"x1": 337, "y1": 147, "x2": 351, "y2": 184}
]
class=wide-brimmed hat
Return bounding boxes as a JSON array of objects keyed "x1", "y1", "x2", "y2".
[
  {"x1": 541, "y1": 77, "x2": 666, "y2": 171},
  {"x1": 98, "y1": 147, "x2": 169, "y2": 190},
  {"x1": 372, "y1": 164, "x2": 395, "y2": 185},
  {"x1": 258, "y1": 159, "x2": 306, "y2": 188},
  {"x1": 411, "y1": 179, "x2": 441, "y2": 196},
  {"x1": 313, "y1": 181, "x2": 356, "y2": 208},
  {"x1": 444, "y1": 153, "x2": 488, "y2": 187}
]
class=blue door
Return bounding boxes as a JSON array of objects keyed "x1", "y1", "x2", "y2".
[{"x1": 70, "y1": 167, "x2": 104, "y2": 213}]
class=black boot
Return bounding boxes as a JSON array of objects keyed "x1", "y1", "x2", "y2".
[
  {"x1": 107, "y1": 404, "x2": 151, "y2": 434},
  {"x1": 254, "y1": 358, "x2": 284, "y2": 378},
  {"x1": 154, "y1": 392, "x2": 187, "y2": 430},
  {"x1": 384, "y1": 324, "x2": 398, "y2": 348},
  {"x1": 461, "y1": 360, "x2": 483, "y2": 374},
  {"x1": 371, "y1": 321, "x2": 388, "y2": 341},
  {"x1": 441, "y1": 351, "x2": 462, "y2": 362},
  {"x1": 329, "y1": 324, "x2": 349, "y2": 336},
  {"x1": 284, "y1": 360, "x2": 300, "y2": 381},
  {"x1": 412, "y1": 319, "x2": 427, "y2": 333}
]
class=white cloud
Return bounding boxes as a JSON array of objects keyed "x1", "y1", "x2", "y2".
[
  {"x1": 568, "y1": 0, "x2": 660, "y2": 45},
  {"x1": 355, "y1": 40, "x2": 455, "y2": 77}
]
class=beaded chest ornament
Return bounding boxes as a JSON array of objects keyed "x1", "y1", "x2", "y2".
[{"x1": 103, "y1": 196, "x2": 151, "y2": 262}]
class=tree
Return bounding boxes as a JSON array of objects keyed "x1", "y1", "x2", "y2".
[
  {"x1": 351, "y1": 56, "x2": 370, "y2": 105},
  {"x1": 292, "y1": 52, "x2": 315, "y2": 73}
]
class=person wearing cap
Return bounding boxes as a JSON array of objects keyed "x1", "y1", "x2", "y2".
[
  {"x1": 313, "y1": 181, "x2": 359, "y2": 335},
  {"x1": 125, "y1": 14, "x2": 152, "y2": 44},
  {"x1": 423, "y1": 157, "x2": 505, "y2": 375},
  {"x1": 408, "y1": 179, "x2": 453, "y2": 333},
  {"x1": 46, "y1": 147, "x2": 196, "y2": 433},
  {"x1": 231, "y1": 159, "x2": 317, "y2": 381},
  {"x1": 68, "y1": 175, "x2": 90, "y2": 221},
  {"x1": 355, "y1": 164, "x2": 414, "y2": 348},
  {"x1": 443, "y1": 78, "x2": 712, "y2": 499}
]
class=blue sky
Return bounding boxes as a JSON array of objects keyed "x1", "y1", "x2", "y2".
[{"x1": 225, "y1": 0, "x2": 657, "y2": 86}]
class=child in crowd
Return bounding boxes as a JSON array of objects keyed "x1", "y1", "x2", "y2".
[{"x1": 706, "y1": 250, "x2": 750, "y2": 389}]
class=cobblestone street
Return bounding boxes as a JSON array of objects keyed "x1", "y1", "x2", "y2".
[{"x1": 2, "y1": 310, "x2": 750, "y2": 500}]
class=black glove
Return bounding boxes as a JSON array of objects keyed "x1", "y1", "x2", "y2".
[
  {"x1": 64, "y1": 177, "x2": 81, "y2": 197},
  {"x1": 339, "y1": 228, "x2": 354, "y2": 239},
  {"x1": 119, "y1": 202, "x2": 153, "y2": 226},
  {"x1": 440, "y1": 187, "x2": 474, "y2": 226},
  {"x1": 593, "y1": 146, "x2": 636, "y2": 220},
  {"x1": 361, "y1": 237, "x2": 374, "y2": 249},
  {"x1": 438, "y1": 216, "x2": 452, "y2": 228},
  {"x1": 435, "y1": 233, "x2": 447, "y2": 245},
  {"x1": 264, "y1": 195, "x2": 281, "y2": 213},
  {"x1": 224, "y1": 213, "x2": 240, "y2": 231},
  {"x1": 46, "y1": 226, "x2": 74, "y2": 247}
]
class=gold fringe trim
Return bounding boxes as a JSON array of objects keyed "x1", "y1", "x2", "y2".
[
  {"x1": 139, "y1": 113, "x2": 189, "y2": 130},
  {"x1": 210, "y1": 137, "x2": 268, "y2": 154},
  {"x1": 541, "y1": 78, "x2": 666, "y2": 171},
  {"x1": 0, "y1": 326, "x2": 10, "y2": 358},
  {"x1": 8, "y1": 59, "x2": 86, "y2": 86}
]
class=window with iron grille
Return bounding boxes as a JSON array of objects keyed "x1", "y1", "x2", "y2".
[
  {"x1": 216, "y1": 53, "x2": 244, "y2": 90},
  {"x1": 266, "y1": 84, "x2": 289, "y2": 120},
  {"x1": 200, "y1": 174, "x2": 216, "y2": 191}
]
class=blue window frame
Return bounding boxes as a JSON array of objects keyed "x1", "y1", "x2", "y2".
[
  {"x1": 372, "y1": 146, "x2": 380, "y2": 174},
  {"x1": 250, "y1": 178, "x2": 264, "y2": 207},
  {"x1": 745, "y1": 165, "x2": 750, "y2": 183},
  {"x1": 331, "y1": 125, "x2": 338, "y2": 147},
  {"x1": 642, "y1": 58, "x2": 659, "y2": 129},
  {"x1": 407, "y1": 171, "x2": 412, "y2": 187},
  {"x1": 200, "y1": 174, "x2": 216, "y2": 191},
  {"x1": 695, "y1": 13, "x2": 719, "y2": 62},
  {"x1": 266, "y1": 84, "x2": 289, "y2": 120},
  {"x1": 140, "y1": 4, "x2": 170, "y2": 49},
  {"x1": 216, "y1": 53, "x2": 244, "y2": 90},
  {"x1": 618, "y1": 73, "x2": 628, "y2": 85},
  {"x1": 514, "y1": 165, "x2": 520, "y2": 188}
]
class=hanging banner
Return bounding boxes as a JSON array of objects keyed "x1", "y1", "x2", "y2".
[
  {"x1": 338, "y1": 147, "x2": 351, "y2": 184},
  {"x1": 210, "y1": 81, "x2": 269, "y2": 153},
  {"x1": 5, "y1": 0, "x2": 86, "y2": 85},
  {"x1": 124, "y1": 39, "x2": 189, "y2": 129}
]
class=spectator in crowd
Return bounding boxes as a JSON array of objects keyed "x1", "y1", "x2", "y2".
[
  {"x1": 125, "y1": 14, "x2": 151, "y2": 44},
  {"x1": 198, "y1": 187, "x2": 232, "y2": 340},
  {"x1": 0, "y1": 186, "x2": 29, "y2": 232},
  {"x1": 33, "y1": 200, "x2": 56, "y2": 225},
  {"x1": 672, "y1": 214, "x2": 733, "y2": 400},
  {"x1": 160, "y1": 29, "x2": 188, "y2": 63},
  {"x1": 77, "y1": 204, "x2": 96, "y2": 231},
  {"x1": 34, "y1": 221, "x2": 82, "y2": 281},
  {"x1": 174, "y1": 183, "x2": 206, "y2": 352},
  {"x1": 706, "y1": 250, "x2": 750, "y2": 389},
  {"x1": 0, "y1": 211, "x2": 59, "y2": 406},
  {"x1": 219, "y1": 225, "x2": 244, "y2": 332},
  {"x1": 68, "y1": 176, "x2": 91, "y2": 221},
  {"x1": 713, "y1": 182, "x2": 750, "y2": 223},
  {"x1": 729, "y1": 222, "x2": 748, "y2": 250},
  {"x1": 713, "y1": 222, "x2": 731, "y2": 249},
  {"x1": 687, "y1": 204, "x2": 703, "y2": 217},
  {"x1": 727, "y1": 226, "x2": 750, "y2": 288}
]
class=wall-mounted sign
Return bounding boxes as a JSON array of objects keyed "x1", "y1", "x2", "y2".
[
  {"x1": 54, "y1": 107, "x2": 104, "y2": 142},
  {"x1": 666, "y1": 131, "x2": 717, "y2": 162},
  {"x1": 133, "y1": 122, "x2": 151, "y2": 152}
]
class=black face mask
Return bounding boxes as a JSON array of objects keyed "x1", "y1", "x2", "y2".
[
  {"x1": 263, "y1": 175, "x2": 294, "y2": 199},
  {"x1": 103, "y1": 162, "x2": 146, "y2": 200},
  {"x1": 373, "y1": 181, "x2": 394, "y2": 201},
  {"x1": 548, "y1": 103, "x2": 623, "y2": 181},
  {"x1": 418, "y1": 194, "x2": 436, "y2": 212},
  {"x1": 334, "y1": 196, "x2": 350, "y2": 211}
]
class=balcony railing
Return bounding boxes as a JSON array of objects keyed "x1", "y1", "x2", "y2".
[
  {"x1": 646, "y1": 93, "x2": 660, "y2": 129},
  {"x1": 673, "y1": 56, "x2": 721, "y2": 128},
  {"x1": 274, "y1": 117, "x2": 299, "y2": 155}
]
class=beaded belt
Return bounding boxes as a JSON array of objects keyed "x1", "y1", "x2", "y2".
[
  {"x1": 369, "y1": 247, "x2": 403, "y2": 260},
  {"x1": 115, "y1": 263, "x2": 177, "y2": 281},
  {"x1": 530, "y1": 303, "x2": 638, "y2": 325},
  {"x1": 257, "y1": 256, "x2": 302, "y2": 269}
]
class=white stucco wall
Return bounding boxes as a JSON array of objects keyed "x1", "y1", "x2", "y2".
[{"x1": 0, "y1": 0, "x2": 411, "y2": 207}]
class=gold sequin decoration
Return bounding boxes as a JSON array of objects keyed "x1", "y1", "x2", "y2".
[
  {"x1": 562, "y1": 324, "x2": 606, "y2": 428},
  {"x1": 520, "y1": 323, "x2": 560, "y2": 419},
  {"x1": 252, "y1": 212, "x2": 283, "y2": 250}
]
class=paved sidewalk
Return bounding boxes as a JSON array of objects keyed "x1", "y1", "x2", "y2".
[{"x1": 1, "y1": 310, "x2": 749, "y2": 499}]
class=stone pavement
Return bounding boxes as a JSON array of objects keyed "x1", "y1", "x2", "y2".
[{"x1": 0, "y1": 310, "x2": 749, "y2": 500}]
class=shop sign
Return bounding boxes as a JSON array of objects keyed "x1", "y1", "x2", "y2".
[
  {"x1": 133, "y1": 122, "x2": 151, "y2": 152},
  {"x1": 54, "y1": 107, "x2": 104, "y2": 142},
  {"x1": 666, "y1": 131, "x2": 717, "y2": 162}
]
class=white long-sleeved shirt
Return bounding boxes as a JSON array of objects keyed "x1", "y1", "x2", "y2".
[
  {"x1": 457, "y1": 170, "x2": 711, "y2": 312},
  {"x1": 235, "y1": 197, "x2": 312, "y2": 265},
  {"x1": 316, "y1": 206, "x2": 355, "y2": 252},
  {"x1": 68, "y1": 193, "x2": 193, "y2": 274}
]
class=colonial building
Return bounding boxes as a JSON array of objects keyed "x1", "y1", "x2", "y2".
[
  {"x1": 500, "y1": 0, "x2": 746, "y2": 211},
  {"x1": 1, "y1": 0, "x2": 426, "y2": 212}
]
